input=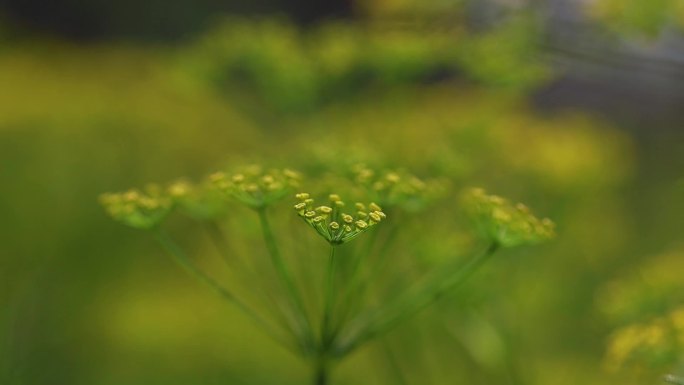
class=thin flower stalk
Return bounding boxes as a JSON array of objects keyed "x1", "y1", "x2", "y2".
[
  {"x1": 381, "y1": 338, "x2": 409, "y2": 385},
  {"x1": 258, "y1": 207, "x2": 316, "y2": 353},
  {"x1": 203, "y1": 220, "x2": 301, "y2": 342},
  {"x1": 153, "y1": 229, "x2": 298, "y2": 353},
  {"x1": 334, "y1": 242, "x2": 500, "y2": 358},
  {"x1": 203, "y1": 220, "x2": 246, "y2": 271},
  {"x1": 331, "y1": 227, "x2": 380, "y2": 336},
  {"x1": 339, "y1": 219, "x2": 400, "y2": 331},
  {"x1": 314, "y1": 357, "x2": 329, "y2": 385},
  {"x1": 321, "y1": 245, "x2": 338, "y2": 347}
]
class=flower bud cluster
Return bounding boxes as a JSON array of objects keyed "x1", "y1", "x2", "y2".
[
  {"x1": 210, "y1": 165, "x2": 301, "y2": 209},
  {"x1": 99, "y1": 185, "x2": 173, "y2": 229},
  {"x1": 167, "y1": 179, "x2": 228, "y2": 220},
  {"x1": 294, "y1": 193, "x2": 386, "y2": 245},
  {"x1": 605, "y1": 307, "x2": 684, "y2": 371},
  {"x1": 463, "y1": 188, "x2": 555, "y2": 247},
  {"x1": 352, "y1": 165, "x2": 448, "y2": 212}
]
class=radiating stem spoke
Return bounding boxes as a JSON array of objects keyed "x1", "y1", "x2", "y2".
[
  {"x1": 203, "y1": 220, "x2": 302, "y2": 346},
  {"x1": 321, "y1": 245, "x2": 337, "y2": 346},
  {"x1": 154, "y1": 229, "x2": 298, "y2": 354},
  {"x1": 257, "y1": 208, "x2": 315, "y2": 351},
  {"x1": 335, "y1": 243, "x2": 500, "y2": 357}
]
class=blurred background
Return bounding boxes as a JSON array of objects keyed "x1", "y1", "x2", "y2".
[{"x1": 1, "y1": 0, "x2": 683, "y2": 384}]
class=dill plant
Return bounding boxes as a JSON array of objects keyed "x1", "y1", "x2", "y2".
[{"x1": 100, "y1": 164, "x2": 554, "y2": 384}]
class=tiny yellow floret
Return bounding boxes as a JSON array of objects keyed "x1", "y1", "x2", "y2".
[
  {"x1": 369, "y1": 202, "x2": 382, "y2": 212},
  {"x1": 386, "y1": 173, "x2": 400, "y2": 183},
  {"x1": 283, "y1": 169, "x2": 300, "y2": 179},
  {"x1": 317, "y1": 206, "x2": 333, "y2": 214}
]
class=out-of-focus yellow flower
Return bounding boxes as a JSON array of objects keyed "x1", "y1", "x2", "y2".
[
  {"x1": 210, "y1": 165, "x2": 301, "y2": 209},
  {"x1": 605, "y1": 309, "x2": 683, "y2": 372},
  {"x1": 462, "y1": 188, "x2": 555, "y2": 247},
  {"x1": 167, "y1": 179, "x2": 229, "y2": 220},
  {"x1": 352, "y1": 164, "x2": 449, "y2": 213},
  {"x1": 100, "y1": 185, "x2": 173, "y2": 230}
]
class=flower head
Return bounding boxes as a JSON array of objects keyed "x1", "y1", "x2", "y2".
[
  {"x1": 210, "y1": 165, "x2": 301, "y2": 209},
  {"x1": 167, "y1": 179, "x2": 229, "y2": 220},
  {"x1": 294, "y1": 193, "x2": 386, "y2": 245},
  {"x1": 351, "y1": 164, "x2": 449, "y2": 212},
  {"x1": 605, "y1": 309, "x2": 682, "y2": 372},
  {"x1": 462, "y1": 188, "x2": 555, "y2": 247},
  {"x1": 100, "y1": 184, "x2": 173, "y2": 230}
]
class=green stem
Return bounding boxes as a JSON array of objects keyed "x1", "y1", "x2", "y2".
[
  {"x1": 204, "y1": 221, "x2": 240, "y2": 269},
  {"x1": 321, "y1": 245, "x2": 337, "y2": 346},
  {"x1": 154, "y1": 229, "x2": 296, "y2": 354},
  {"x1": 342, "y1": 223, "x2": 399, "y2": 328},
  {"x1": 381, "y1": 338, "x2": 409, "y2": 385},
  {"x1": 335, "y1": 243, "x2": 500, "y2": 357},
  {"x1": 203, "y1": 221, "x2": 300, "y2": 344},
  {"x1": 313, "y1": 359, "x2": 329, "y2": 385},
  {"x1": 257, "y1": 208, "x2": 315, "y2": 351},
  {"x1": 333, "y1": 229, "x2": 378, "y2": 334}
]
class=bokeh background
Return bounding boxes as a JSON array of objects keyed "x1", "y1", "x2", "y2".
[{"x1": 1, "y1": 0, "x2": 684, "y2": 384}]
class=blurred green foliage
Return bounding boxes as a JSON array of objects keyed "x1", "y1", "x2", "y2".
[
  {"x1": 174, "y1": 16, "x2": 545, "y2": 114},
  {"x1": 0, "y1": 6, "x2": 683, "y2": 385},
  {"x1": 588, "y1": 0, "x2": 684, "y2": 37}
]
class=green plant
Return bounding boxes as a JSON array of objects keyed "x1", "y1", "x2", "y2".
[{"x1": 100, "y1": 164, "x2": 554, "y2": 384}]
